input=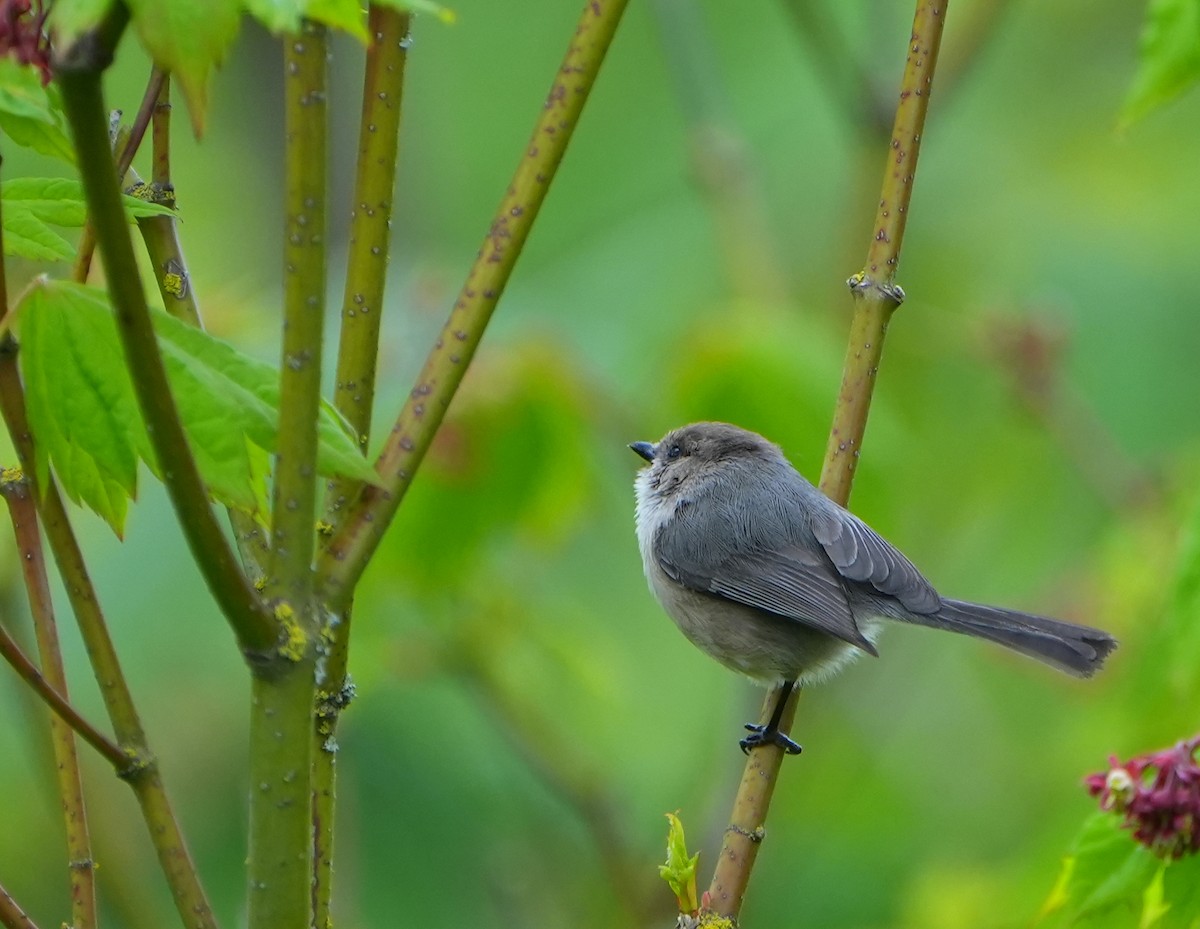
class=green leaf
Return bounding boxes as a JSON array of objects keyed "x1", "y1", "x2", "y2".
[
  {"x1": 124, "y1": 0, "x2": 242, "y2": 136},
  {"x1": 20, "y1": 279, "x2": 146, "y2": 533},
  {"x1": 1121, "y1": 0, "x2": 1200, "y2": 127},
  {"x1": 243, "y1": 0, "x2": 369, "y2": 40},
  {"x1": 1052, "y1": 812, "x2": 1161, "y2": 923},
  {"x1": 17, "y1": 279, "x2": 381, "y2": 534},
  {"x1": 0, "y1": 60, "x2": 75, "y2": 163},
  {"x1": 149, "y1": 309, "x2": 382, "y2": 489},
  {"x1": 1, "y1": 177, "x2": 175, "y2": 262},
  {"x1": 375, "y1": 0, "x2": 457, "y2": 24}
]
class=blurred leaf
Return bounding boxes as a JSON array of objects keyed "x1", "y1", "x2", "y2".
[
  {"x1": 243, "y1": 0, "x2": 369, "y2": 40},
  {"x1": 1048, "y1": 812, "x2": 1159, "y2": 925},
  {"x1": 1, "y1": 178, "x2": 175, "y2": 261},
  {"x1": 124, "y1": 0, "x2": 242, "y2": 136},
  {"x1": 0, "y1": 59, "x2": 75, "y2": 163},
  {"x1": 47, "y1": 0, "x2": 116, "y2": 45},
  {"x1": 18, "y1": 280, "x2": 380, "y2": 533},
  {"x1": 1160, "y1": 490, "x2": 1200, "y2": 701},
  {"x1": 375, "y1": 0, "x2": 457, "y2": 25},
  {"x1": 1121, "y1": 0, "x2": 1200, "y2": 128},
  {"x1": 382, "y1": 345, "x2": 600, "y2": 594}
]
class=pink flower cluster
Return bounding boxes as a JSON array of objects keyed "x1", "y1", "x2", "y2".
[
  {"x1": 1085, "y1": 735, "x2": 1200, "y2": 860},
  {"x1": 0, "y1": 0, "x2": 50, "y2": 85}
]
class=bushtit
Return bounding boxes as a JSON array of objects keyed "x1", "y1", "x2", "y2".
[{"x1": 630, "y1": 422, "x2": 1116, "y2": 754}]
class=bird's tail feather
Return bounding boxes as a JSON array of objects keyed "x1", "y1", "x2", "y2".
[{"x1": 921, "y1": 598, "x2": 1117, "y2": 677}]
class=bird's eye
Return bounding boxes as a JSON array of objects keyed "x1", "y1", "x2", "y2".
[{"x1": 666, "y1": 444, "x2": 682, "y2": 460}]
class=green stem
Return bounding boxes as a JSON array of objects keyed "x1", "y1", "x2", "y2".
[
  {"x1": 704, "y1": 1, "x2": 950, "y2": 921},
  {"x1": 313, "y1": 10, "x2": 411, "y2": 922},
  {"x1": 246, "y1": 22, "x2": 330, "y2": 929},
  {"x1": 317, "y1": 0, "x2": 631, "y2": 609},
  {"x1": 268, "y1": 19, "x2": 327, "y2": 608},
  {"x1": 247, "y1": 665, "x2": 318, "y2": 929},
  {"x1": 0, "y1": 477, "x2": 125, "y2": 782},
  {"x1": 56, "y1": 64, "x2": 278, "y2": 658}
]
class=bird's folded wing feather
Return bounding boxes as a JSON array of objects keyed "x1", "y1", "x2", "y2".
[
  {"x1": 810, "y1": 505, "x2": 941, "y2": 614},
  {"x1": 656, "y1": 525, "x2": 877, "y2": 654}
]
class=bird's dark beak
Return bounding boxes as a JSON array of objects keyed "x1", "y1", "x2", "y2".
[{"x1": 629, "y1": 441, "x2": 655, "y2": 462}]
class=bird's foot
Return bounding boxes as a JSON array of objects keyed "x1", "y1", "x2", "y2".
[{"x1": 739, "y1": 723, "x2": 802, "y2": 756}]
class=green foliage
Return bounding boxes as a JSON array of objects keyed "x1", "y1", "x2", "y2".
[
  {"x1": 244, "y1": 0, "x2": 368, "y2": 40},
  {"x1": 17, "y1": 279, "x2": 378, "y2": 533},
  {"x1": 1122, "y1": 0, "x2": 1200, "y2": 127},
  {"x1": 123, "y1": 0, "x2": 242, "y2": 136},
  {"x1": 1042, "y1": 814, "x2": 1200, "y2": 928},
  {"x1": 374, "y1": 0, "x2": 458, "y2": 25},
  {"x1": 0, "y1": 60, "x2": 74, "y2": 164},
  {"x1": 45, "y1": 0, "x2": 116, "y2": 47},
  {"x1": 0, "y1": 177, "x2": 174, "y2": 261},
  {"x1": 659, "y1": 812, "x2": 700, "y2": 914}
]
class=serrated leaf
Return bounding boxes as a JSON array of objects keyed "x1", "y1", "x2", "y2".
[
  {"x1": 243, "y1": 0, "x2": 368, "y2": 41},
  {"x1": 150, "y1": 310, "x2": 382, "y2": 488},
  {"x1": 20, "y1": 279, "x2": 147, "y2": 533},
  {"x1": 1121, "y1": 0, "x2": 1200, "y2": 128},
  {"x1": 124, "y1": 0, "x2": 242, "y2": 136},
  {"x1": 1, "y1": 177, "x2": 175, "y2": 262},
  {"x1": 375, "y1": 0, "x2": 457, "y2": 25},
  {"x1": 18, "y1": 280, "x2": 381, "y2": 534},
  {"x1": 0, "y1": 60, "x2": 76, "y2": 163}
]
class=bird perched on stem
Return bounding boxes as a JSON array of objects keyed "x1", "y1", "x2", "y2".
[{"x1": 630, "y1": 422, "x2": 1117, "y2": 755}]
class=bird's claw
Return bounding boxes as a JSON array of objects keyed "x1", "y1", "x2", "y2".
[{"x1": 739, "y1": 723, "x2": 802, "y2": 756}]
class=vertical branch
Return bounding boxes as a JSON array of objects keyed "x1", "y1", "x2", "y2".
[
  {"x1": 247, "y1": 21, "x2": 328, "y2": 929},
  {"x1": 703, "y1": 2, "x2": 950, "y2": 921},
  {"x1": 317, "y1": 0, "x2": 632, "y2": 609},
  {"x1": 314, "y1": 7, "x2": 411, "y2": 926},
  {"x1": 0, "y1": 475, "x2": 96, "y2": 929}
]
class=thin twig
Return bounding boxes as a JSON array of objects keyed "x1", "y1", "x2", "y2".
[
  {"x1": 317, "y1": 0, "x2": 632, "y2": 610},
  {"x1": 71, "y1": 66, "x2": 167, "y2": 283},
  {"x1": 703, "y1": 1, "x2": 951, "y2": 920},
  {"x1": 0, "y1": 482, "x2": 126, "y2": 778},
  {"x1": 0, "y1": 882, "x2": 39, "y2": 929}
]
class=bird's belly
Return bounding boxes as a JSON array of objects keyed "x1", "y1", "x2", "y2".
[{"x1": 644, "y1": 561, "x2": 871, "y2": 686}]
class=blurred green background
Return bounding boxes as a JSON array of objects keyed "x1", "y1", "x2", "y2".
[{"x1": 3, "y1": 0, "x2": 1200, "y2": 926}]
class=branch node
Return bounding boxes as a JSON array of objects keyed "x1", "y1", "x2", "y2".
[
  {"x1": 115, "y1": 747, "x2": 156, "y2": 782},
  {"x1": 725, "y1": 824, "x2": 765, "y2": 844},
  {"x1": 846, "y1": 272, "x2": 906, "y2": 307}
]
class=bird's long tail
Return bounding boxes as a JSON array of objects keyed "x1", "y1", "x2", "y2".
[{"x1": 924, "y1": 599, "x2": 1117, "y2": 677}]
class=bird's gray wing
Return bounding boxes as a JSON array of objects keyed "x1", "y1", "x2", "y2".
[
  {"x1": 810, "y1": 504, "x2": 940, "y2": 614},
  {"x1": 656, "y1": 526, "x2": 878, "y2": 655}
]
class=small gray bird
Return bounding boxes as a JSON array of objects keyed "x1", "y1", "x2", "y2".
[{"x1": 630, "y1": 422, "x2": 1116, "y2": 754}]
